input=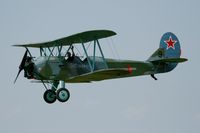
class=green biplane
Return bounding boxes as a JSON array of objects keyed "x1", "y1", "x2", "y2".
[{"x1": 13, "y1": 30, "x2": 187, "y2": 104}]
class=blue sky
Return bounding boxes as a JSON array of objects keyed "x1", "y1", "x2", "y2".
[{"x1": 0, "y1": 0, "x2": 199, "y2": 133}]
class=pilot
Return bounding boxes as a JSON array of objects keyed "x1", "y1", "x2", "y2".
[
  {"x1": 66, "y1": 46, "x2": 75, "y2": 62},
  {"x1": 71, "y1": 45, "x2": 75, "y2": 57},
  {"x1": 24, "y1": 57, "x2": 34, "y2": 79}
]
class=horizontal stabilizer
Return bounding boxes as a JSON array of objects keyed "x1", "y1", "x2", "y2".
[{"x1": 150, "y1": 58, "x2": 188, "y2": 63}]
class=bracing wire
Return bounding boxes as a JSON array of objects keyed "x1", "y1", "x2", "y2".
[
  {"x1": 110, "y1": 37, "x2": 121, "y2": 60},
  {"x1": 86, "y1": 41, "x2": 92, "y2": 51},
  {"x1": 106, "y1": 38, "x2": 116, "y2": 59},
  {"x1": 74, "y1": 45, "x2": 83, "y2": 58}
]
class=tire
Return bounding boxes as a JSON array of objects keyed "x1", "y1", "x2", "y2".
[
  {"x1": 43, "y1": 90, "x2": 56, "y2": 104},
  {"x1": 56, "y1": 88, "x2": 70, "y2": 102}
]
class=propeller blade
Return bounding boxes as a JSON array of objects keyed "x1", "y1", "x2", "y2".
[
  {"x1": 14, "y1": 69, "x2": 22, "y2": 84},
  {"x1": 19, "y1": 50, "x2": 28, "y2": 70},
  {"x1": 14, "y1": 50, "x2": 28, "y2": 84}
]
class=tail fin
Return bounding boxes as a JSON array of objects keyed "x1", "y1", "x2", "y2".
[
  {"x1": 148, "y1": 32, "x2": 187, "y2": 73},
  {"x1": 160, "y1": 32, "x2": 181, "y2": 58}
]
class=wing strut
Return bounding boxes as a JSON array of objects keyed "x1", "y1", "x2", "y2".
[
  {"x1": 81, "y1": 42, "x2": 93, "y2": 71},
  {"x1": 81, "y1": 39, "x2": 108, "y2": 72},
  {"x1": 93, "y1": 40, "x2": 96, "y2": 70},
  {"x1": 96, "y1": 39, "x2": 108, "y2": 69}
]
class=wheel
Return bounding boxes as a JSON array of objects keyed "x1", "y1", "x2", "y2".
[
  {"x1": 56, "y1": 88, "x2": 70, "y2": 102},
  {"x1": 43, "y1": 90, "x2": 56, "y2": 104}
]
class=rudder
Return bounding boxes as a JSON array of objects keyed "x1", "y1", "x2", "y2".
[
  {"x1": 159, "y1": 32, "x2": 181, "y2": 58},
  {"x1": 148, "y1": 32, "x2": 183, "y2": 73}
]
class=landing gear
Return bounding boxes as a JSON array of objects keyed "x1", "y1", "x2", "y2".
[
  {"x1": 43, "y1": 88, "x2": 70, "y2": 104},
  {"x1": 42, "y1": 80, "x2": 70, "y2": 104},
  {"x1": 57, "y1": 88, "x2": 70, "y2": 102},
  {"x1": 43, "y1": 90, "x2": 57, "y2": 104}
]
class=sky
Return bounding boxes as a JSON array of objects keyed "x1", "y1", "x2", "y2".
[{"x1": 0, "y1": 0, "x2": 200, "y2": 133}]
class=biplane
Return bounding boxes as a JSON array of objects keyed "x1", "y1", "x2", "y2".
[{"x1": 13, "y1": 30, "x2": 187, "y2": 104}]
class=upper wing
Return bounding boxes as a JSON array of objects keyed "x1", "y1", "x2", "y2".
[
  {"x1": 13, "y1": 30, "x2": 116, "y2": 48},
  {"x1": 66, "y1": 68, "x2": 130, "y2": 83}
]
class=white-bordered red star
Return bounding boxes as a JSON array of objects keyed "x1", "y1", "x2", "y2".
[
  {"x1": 127, "y1": 64, "x2": 132, "y2": 74},
  {"x1": 164, "y1": 36, "x2": 177, "y2": 50}
]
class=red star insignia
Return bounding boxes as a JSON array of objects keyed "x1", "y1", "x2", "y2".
[
  {"x1": 127, "y1": 64, "x2": 132, "y2": 74},
  {"x1": 164, "y1": 36, "x2": 177, "y2": 50}
]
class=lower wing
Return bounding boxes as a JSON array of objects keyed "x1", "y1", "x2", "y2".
[{"x1": 66, "y1": 68, "x2": 131, "y2": 83}]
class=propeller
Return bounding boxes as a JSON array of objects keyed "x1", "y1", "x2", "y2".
[{"x1": 14, "y1": 50, "x2": 28, "y2": 83}]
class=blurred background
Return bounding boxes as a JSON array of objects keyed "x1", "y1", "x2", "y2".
[{"x1": 0, "y1": 0, "x2": 199, "y2": 133}]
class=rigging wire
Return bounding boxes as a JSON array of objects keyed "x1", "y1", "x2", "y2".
[
  {"x1": 106, "y1": 38, "x2": 116, "y2": 59},
  {"x1": 74, "y1": 45, "x2": 83, "y2": 59},
  {"x1": 86, "y1": 41, "x2": 92, "y2": 51},
  {"x1": 110, "y1": 37, "x2": 121, "y2": 60}
]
